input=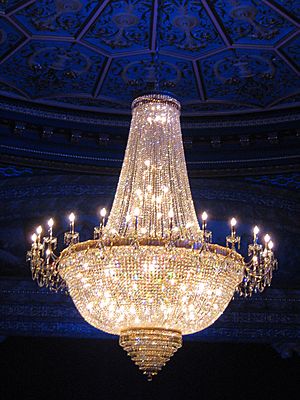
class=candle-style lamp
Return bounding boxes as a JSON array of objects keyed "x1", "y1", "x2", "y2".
[
  {"x1": 226, "y1": 218, "x2": 240, "y2": 249},
  {"x1": 64, "y1": 212, "x2": 79, "y2": 245}
]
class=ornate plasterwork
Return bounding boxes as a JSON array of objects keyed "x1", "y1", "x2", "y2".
[{"x1": 0, "y1": 0, "x2": 299, "y2": 116}]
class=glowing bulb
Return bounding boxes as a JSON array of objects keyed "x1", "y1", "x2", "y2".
[
  {"x1": 156, "y1": 196, "x2": 162, "y2": 204},
  {"x1": 45, "y1": 249, "x2": 51, "y2": 257},
  {"x1": 31, "y1": 233, "x2": 37, "y2": 242},
  {"x1": 144, "y1": 160, "x2": 150, "y2": 167},
  {"x1": 36, "y1": 226, "x2": 42, "y2": 235},
  {"x1": 268, "y1": 241, "x2": 274, "y2": 250},
  {"x1": 136, "y1": 189, "x2": 142, "y2": 196},
  {"x1": 230, "y1": 218, "x2": 237, "y2": 227},
  {"x1": 168, "y1": 209, "x2": 174, "y2": 219},
  {"x1": 202, "y1": 211, "x2": 208, "y2": 221},
  {"x1": 100, "y1": 208, "x2": 107, "y2": 218},
  {"x1": 162, "y1": 186, "x2": 169, "y2": 194},
  {"x1": 69, "y1": 213, "x2": 75, "y2": 223},
  {"x1": 264, "y1": 234, "x2": 270, "y2": 243},
  {"x1": 141, "y1": 227, "x2": 147, "y2": 234},
  {"x1": 253, "y1": 226, "x2": 259, "y2": 235},
  {"x1": 125, "y1": 214, "x2": 131, "y2": 223},
  {"x1": 157, "y1": 212, "x2": 162, "y2": 219},
  {"x1": 48, "y1": 218, "x2": 54, "y2": 228},
  {"x1": 134, "y1": 207, "x2": 140, "y2": 217}
]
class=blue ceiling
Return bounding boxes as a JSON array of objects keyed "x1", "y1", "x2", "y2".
[{"x1": 0, "y1": 0, "x2": 299, "y2": 115}]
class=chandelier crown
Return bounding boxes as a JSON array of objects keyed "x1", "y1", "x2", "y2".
[{"x1": 107, "y1": 93, "x2": 200, "y2": 241}]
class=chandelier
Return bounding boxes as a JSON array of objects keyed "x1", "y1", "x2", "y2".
[{"x1": 27, "y1": 93, "x2": 277, "y2": 381}]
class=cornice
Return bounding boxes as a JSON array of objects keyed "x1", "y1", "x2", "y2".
[
  {"x1": 1, "y1": 152, "x2": 300, "y2": 179},
  {"x1": 0, "y1": 97, "x2": 300, "y2": 130}
]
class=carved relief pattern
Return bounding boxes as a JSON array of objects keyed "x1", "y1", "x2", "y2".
[
  {"x1": 0, "y1": 0, "x2": 298, "y2": 114},
  {"x1": 47, "y1": 96, "x2": 130, "y2": 111},
  {"x1": 100, "y1": 54, "x2": 198, "y2": 100},
  {"x1": 14, "y1": 0, "x2": 99, "y2": 36},
  {"x1": 0, "y1": 166, "x2": 33, "y2": 177},
  {"x1": 0, "y1": 41, "x2": 105, "y2": 98},
  {"x1": 83, "y1": 0, "x2": 152, "y2": 52},
  {"x1": 0, "y1": 17, "x2": 24, "y2": 60},
  {"x1": 184, "y1": 101, "x2": 254, "y2": 113},
  {"x1": 281, "y1": 34, "x2": 300, "y2": 71},
  {"x1": 210, "y1": 0, "x2": 296, "y2": 44},
  {"x1": 274, "y1": 93, "x2": 300, "y2": 106},
  {"x1": 200, "y1": 49, "x2": 300, "y2": 106},
  {"x1": 271, "y1": 0, "x2": 300, "y2": 22},
  {"x1": 0, "y1": 0, "x2": 24, "y2": 14},
  {"x1": 159, "y1": 0, "x2": 224, "y2": 55},
  {"x1": 0, "y1": 81, "x2": 26, "y2": 97},
  {"x1": 245, "y1": 173, "x2": 300, "y2": 190}
]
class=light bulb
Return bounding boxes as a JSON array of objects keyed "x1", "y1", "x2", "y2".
[
  {"x1": 36, "y1": 226, "x2": 42, "y2": 235},
  {"x1": 144, "y1": 160, "x2": 150, "y2": 167},
  {"x1": 156, "y1": 196, "x2": 162, "y2": 204},
  {"x1": 46, "y1": 249, "x2": 51, "y2": 257},
  {"x1": 162, "y1": 186, "x2": 169, "y2": 194},
  {"x1": 31, "y1": 233, "x2": 37, "y2": 242},
  {"x1": 48, "y1": 218, "x2": 54, "y2": 228},
  {"x1": 125, "y1": 214, "x2": 131, "y2": 223},
  {"x1": 230, "y1": 218, "x2": 237, "y2": 227},
  {"x1": 100, "y1": 208, "x2": 107, "y2": 218},
  {"x1": 253, "y1": 226, "x2": 259, "y2": 235},
  {"x1": 134, "y1": 207, "x2": 140, "y2": 217},
  {"x1": 264, "y1": 234, "x2": 270, "y2": 243},
  {"x1": 168, "y1": 210, "x2": 174, "y2": 219},
  {"x1": 157, "y1": 212, "x2": 162, "y2": 220},
  {"x1": 69, "y1": 213, "x2": 75, "y2": 223},
  {"x1": 268, "y1": 240, "x2": 274, "y2": 250},
  {"x1": 202, "y1": 211, "x2": 208, "y2": 221}
]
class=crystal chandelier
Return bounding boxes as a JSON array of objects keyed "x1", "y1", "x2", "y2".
[{"x1": 27, "y1": 93, "x2": 277, "y2": 380}]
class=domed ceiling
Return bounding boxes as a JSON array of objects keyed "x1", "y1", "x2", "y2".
[{"x1": 0, "y1": 0, "x2": 299, "y2": 116}]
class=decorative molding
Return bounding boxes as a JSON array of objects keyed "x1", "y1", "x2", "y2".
[
  {"x1": 1, "y1": 153, "x2": 300, "y2": 179},
  {"x1": 0, "y1": 1, "x2": 299, "y2": 115},
  {"x1": 0, "y1": 98, "x2": 300, "y2": 129}
]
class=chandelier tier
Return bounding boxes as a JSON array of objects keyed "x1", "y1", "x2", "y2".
[{"x1": 27, "y1": 93, "x2": 278, "y2": 381}]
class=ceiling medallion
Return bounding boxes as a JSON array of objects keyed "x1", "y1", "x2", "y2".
[{"x1": 27, "y1": 93, "x2": 278, "y2": 380}]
